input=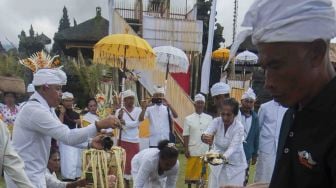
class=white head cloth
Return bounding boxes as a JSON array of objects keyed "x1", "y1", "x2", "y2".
[
  {"x1": 225, "y1": 0, "x2": 336, "y2": 70},
  {"x1": 32, "y1": 68, "x2": 67, "y2": 86},
  {"x1": 27, "y1": 83, "x2": 35, "y2": 93},
  {"x1": 122, "y1": 89, "x2": 135, "y2": 98},
  {"x1": 194, "y1": 93, "x2": 205, "y2": 102},
  {"x1": 242, "y1": 88, "x2": 256, "y2": 100},
  {"x1": 62, "y1": 92, "x2": 74, "y2": 100},
  {"x1": 154, "y1": 85, "x2": 165, "y2": 95},
  {"x1": 210, "y1": 82, "x2": 231, "y2": 97}
]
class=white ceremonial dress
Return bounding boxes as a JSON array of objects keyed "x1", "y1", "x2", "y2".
[{"x1": 204, "y1": 118, "x2": 247, "y2": 188}]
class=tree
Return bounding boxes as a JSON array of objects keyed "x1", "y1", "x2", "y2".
[
  {"x1": 213, "y1": 23, "x2": 225, "y2": 50},
  {"x1": 52, "y1": 6, "x2": 71, "y2": 54},
  {"x1": 18, "y1": 26, "x2": 50, "y2": 57},
  {"x1": 73, "y1": 18, "x2": 77, "y2": 27},
  {"x1": 29, "y1": 25, "x2": 34, "y2": 37},
  {"x1": 197, "y1": 0, "x2": 225, "y2": 55},
  {"x1": 58, "y1": 6, "x2": 70, "y2": 31}
]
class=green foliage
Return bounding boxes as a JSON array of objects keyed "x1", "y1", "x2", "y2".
[
  {"x1": 62, "y1": 58, "x2": 105, "y2": 108},
  {"x1": 18, "y1": 26, "x2": 47, "y2": 57}
]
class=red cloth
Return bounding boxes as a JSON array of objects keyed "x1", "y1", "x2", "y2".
[
  {"x1": 171, "y1": 68, "x2": 190, "y2": 94},
  {"x1": 119, "y1": 140, "x2": 139, "y2": 175}
]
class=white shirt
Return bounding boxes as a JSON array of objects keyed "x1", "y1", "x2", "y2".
[
  {"x1": 131, "y1": 148, "x2": 179, "y2": 188},
  {"x1": 0, "y1": 120, "x2": 34, "y2": 188},
  {"x1": 9, "y1": 92, "x2": 97, "y2": 188},
  {"x1": 183, "y1": 112, "x2": 212, "y2": 156},
  {"x1": 258, "y1": 100, "x2": 287, "y2": 154},
  {"x1": 115, "y1": 107, "x2": 142, "y2": 143},
  {"x1": 204, "y1": 118, "x2": 247, "y2": 179},
  {"x1": 144, "y1": 104, "x2": 172, "y2": 146},
  {"x1": 45, "y1": 169, "x2": 67, "y2": 188},
  {"x1": 83, "y1": 112, "x2": 99, "y2": 124},
  {"x1": 238, "y1": 111, "x2": 253, "y2": 139}
]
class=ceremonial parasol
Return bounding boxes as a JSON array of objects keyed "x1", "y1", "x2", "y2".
[
  {"x1": 212, "y1": 48, "x2": 230, "y2": 62},
  {"x1": 153, "y1": 46, "x2": 189, "y2": 88},
  {"x1": 235, "y1": 50, "x2": 258, "y2": 65},
  {"x1": 235, "y1": 50, "x2": 258, "y2": 77},
  {"x1": 93, "y1": 34, "x2": 156, "y2": 101},
  {"x1": 212, "y1": 48, "x2": 231, "y2": 74}
]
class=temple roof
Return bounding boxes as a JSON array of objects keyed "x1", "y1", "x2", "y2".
[{"x1": 54, "y1": 7, "x2": 108, "y2": 43}]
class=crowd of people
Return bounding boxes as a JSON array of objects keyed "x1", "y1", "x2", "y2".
[
  {"x1": 1, "y1": 0, "x2": 336, "y2": 187},
  {"x1": 0, "y1": 69, "x2": 287, "y2": 188}
]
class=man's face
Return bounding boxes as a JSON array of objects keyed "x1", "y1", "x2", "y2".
[
  {"x1": 62, "y1": 98, "x2": 74, "y2": 109},
  {"x1": 258, "y1": 42, "x2": 314, "y2": 107},
  {"x1": 194, "y1": 100, "x2": 205, "y2": 112},
  {"x1": 213, "y1": 94, "x2": 229, "y2": 107},
  {"x1": 48, "y1": 153, "x2": 60, "y2": 172},
  {"x1": 124, "y1": 96, "x2": 135, "y2": 107},
  {"x1": 241, "y1": 98, "x2": 255, "y2": 112},
  {"x1": 44, "y1": 85, "x2": 63, "y2": 108}
]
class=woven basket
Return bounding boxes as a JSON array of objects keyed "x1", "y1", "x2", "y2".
[{"x1": 0, "y1": 76, "x2": 25, "y2": 94}]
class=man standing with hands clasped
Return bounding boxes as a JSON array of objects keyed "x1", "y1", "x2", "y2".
[{"x1": 183, "y1": 93, "x2": 212, "y2": 187}]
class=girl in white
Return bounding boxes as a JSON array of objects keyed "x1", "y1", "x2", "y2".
[
  {"x1": 82, "y1": 98, "x2": 99, "y2": 124},
  {"x1": 202, "y1": 98, "x2": 247, "y2": 187},
  {"x1": 131, "y1": 140, "x2": 179, "y2": 188}
]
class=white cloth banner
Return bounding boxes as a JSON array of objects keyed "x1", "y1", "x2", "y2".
[{"x1": 200, "y1": 0, "x2": 217, "y2": 94}]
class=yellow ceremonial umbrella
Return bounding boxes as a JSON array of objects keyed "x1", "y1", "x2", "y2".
[
  {"x1": 93, "y1": 33, "x2": 156, "y2": 93},
  {"x1": 93, "y1": 34, "x2": 156, "y2": 70},
  {"x1": 212, "y1": 48, "x2": 230, "y2": 62}
]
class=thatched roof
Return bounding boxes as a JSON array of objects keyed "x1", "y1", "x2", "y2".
[
  {"x1": 330, "y1": 43, "x2": 336, "y2": 63},
  {"x1": 53, "y1": 7, "x2": 108, "y2": 58},
  {"x1": 54, "y1": 8, "x2": 108, "y2": 43}
]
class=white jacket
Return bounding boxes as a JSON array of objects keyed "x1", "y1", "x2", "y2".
[
  {"x1": 7, "y1": 92, "x2": 97, "y2": 188},
  {"x1": 0, "y1": 120, "x2": 34, "y2": 188}
]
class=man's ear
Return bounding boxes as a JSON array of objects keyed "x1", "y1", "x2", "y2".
[{"x1": 308, "y1": 39, "x2": 327, "y2": 68}]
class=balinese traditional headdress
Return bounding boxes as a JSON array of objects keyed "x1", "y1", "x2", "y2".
[{"x1": 19, "y1": 50, "x2": 61, "y2": 73}]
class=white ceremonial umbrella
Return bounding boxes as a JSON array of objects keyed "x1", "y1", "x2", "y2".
[
  {"x1": 235, "y1": 50, "x2": 258, "y2": 65},
  {"x1": 153, "y1": 46, "x2": 189, "y2": 80}
]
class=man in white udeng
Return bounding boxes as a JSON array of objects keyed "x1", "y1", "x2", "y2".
[
  {"x1": 254, "y1": 100, "x2": 287, "y2": 183},
  {"x1": 6, "y1": 68, "x2": 120, "y2": 188},
  {"x1": 183, "y1": 93, "x2": 212, "y2": 186},
  {"x1": 139, "y1": 86, "x2": 178, "y2": 147}
]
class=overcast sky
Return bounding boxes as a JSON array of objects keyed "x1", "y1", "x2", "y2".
[{"x1": 0, "y1": 0, "x2": 335, "y2": 49}]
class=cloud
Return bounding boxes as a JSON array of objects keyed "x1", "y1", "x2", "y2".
[{"x1": 0, "y1": 0, "x2": 335, "y2": 48}]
